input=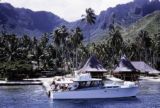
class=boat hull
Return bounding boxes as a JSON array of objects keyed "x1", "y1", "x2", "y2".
[{"x1": 50, "y1": 86, "x2": 139, "y2": 99}]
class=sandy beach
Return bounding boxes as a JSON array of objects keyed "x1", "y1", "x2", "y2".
[
  {"x1": 139, "y1": 76, "x2": 160, "y2": 82},
  {"x1": 25, "y1": 75, "x2": 160, "y2": 84}
]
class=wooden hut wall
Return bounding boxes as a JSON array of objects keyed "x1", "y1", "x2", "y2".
[
  {"x1": 90, "y1": 72, "x2": 104, "y2": 78},
  {"x1": 113, "y1": 72, "x2": 139, "y2": 81}
]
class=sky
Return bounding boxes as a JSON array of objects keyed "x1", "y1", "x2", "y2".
[{"x1": 1, "y1": 0, "x2": 133, "y2": 22}]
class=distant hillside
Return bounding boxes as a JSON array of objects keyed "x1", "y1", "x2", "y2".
[
  {"x1": 0, "y1": 0, "x2": 160, "y2": 41},
  {"x1": 68, "y1": 0, "x2": 160, "y2": 42},
  {"x1": 0, "y1": 3, "x2": 66, "y2": 37},
  {"x1": 122, "y1": 11, "x2": 160, "y2": 42},
  {"x1": 68, "y1": 0, "x2": 145, "y2": 41}
]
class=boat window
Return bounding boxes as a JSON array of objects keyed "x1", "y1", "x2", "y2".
[
  {"x1": 86, "y1": 81, "x2": 91, "y2": 87},
  {"x1": 79, "y1": 82, "x2": 87, "y2": 88},
  {"x1": 106, "y1": 86, "x2": 119, "y2": 88},
  {"x1": 77, "y1": 81, "x2": 103, "y2": 89}
]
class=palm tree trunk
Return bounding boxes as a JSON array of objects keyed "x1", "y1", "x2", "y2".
[
  {"x1": 88, "y1": 25, "x2": 91, "y2": 56},
  {"x1": 76, "y1": 48, "x2": 78, "y2": 69}
]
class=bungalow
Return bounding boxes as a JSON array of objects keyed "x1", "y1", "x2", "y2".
[
  {"x1": 75, "y1": 55, "x2": 107, "y2": 78},
  {"x1": 131, "y1": 61, "x2": 160, "y2": 75},
  {"x1": 113, "y1": 56, "x2": 140, "y2": 81}
]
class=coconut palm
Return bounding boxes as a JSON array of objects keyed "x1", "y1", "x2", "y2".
[
  {"x1": 3, "y1": 34, "x2": 20, "y2": 61},
  {"x1": 52, "y1": 25, "x2": 69, "y2": 68},
  {"x1": 136, "y1": 30, "x2": 152, "y2": 62},
  {"x1": 71, "y1": 27, "x2": 83, "y2": 68},
  {"x1": 152, "y1": 33, "x2": 160, "y2": 68},
  {"x1": 82, "y1": 8, "x2": 96, "y2": 53},
  {"x1": 82, "y1": 8, "x2": 96, "y2": 25},
  {"x1": 18, "y1": 35, "x2": 32, "y2": 60},
  {"x1": 107, "y1": 13, "x2": 124, "y2": 68},
  {"x1": 0, "y1": 35, "x2": 6, "y2": 61},
  {"x1": 38, "y1": 34, "x2": 50, "y2": 69}
]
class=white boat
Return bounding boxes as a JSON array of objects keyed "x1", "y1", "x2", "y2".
[{"x1": 49, "y1": 73, "x2": 139, "y2": 100}]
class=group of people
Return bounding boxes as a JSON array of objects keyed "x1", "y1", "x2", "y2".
[
  {"x1": 50, "y1": 79, "x2": 79, "y2": 92},
  {"x1": 50, "y1": 78, "x2": 104, "y2": 92}
]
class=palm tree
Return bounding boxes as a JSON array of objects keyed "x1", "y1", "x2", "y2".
[
  {"x1": 136, "y1": 30, "x2": 152, "y2": 62},
  {"x1": 38, "y1": 33, "x2": 49, "y2": 69},
  {"x1": 52, "y1": 25, "x2": 69, "y2": 69},
  {"x1": 71, "y1": 27, "x2": 83, "y2": 69},
  {"x1": 19, "y1": 35, "x2": 32, "y2": 60},
  {"x1": 153, "y1": 32, "x2": 160, "y2": 69},
  {"x1": 107, "y1": 13, "x2": 124, "y2": 67},
  {"x1": 4, "y1": 34, "x2": 20, "y2": 61},
  {"x1": 82, "y1": 8, "x2": 96, "y2": 25},
  {"x1": 0, "y1": 35, "x2": 6, "y2": 61},
  {"x1": 28, "y1": 36, "x2": 43, "y2": 70},
  {"x1": 39, "y1": 33, "x2": 49, "y2": 49},
  {"x1": 82, "y1": 8, "x2": 96, "y2": 54}
]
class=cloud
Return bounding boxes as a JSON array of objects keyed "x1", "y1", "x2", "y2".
[{"x1": 1, "y1": 0, "x2": 133, "y2": 22}]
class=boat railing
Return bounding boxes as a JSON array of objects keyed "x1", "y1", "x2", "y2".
[{"x1": 50, "y1": 80, "x2": 104, "y2": 92}]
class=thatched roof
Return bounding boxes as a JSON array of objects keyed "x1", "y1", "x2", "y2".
[
  {"x1": 77, "y1": 55, "x2": 107, "y2": 73},
  {"x1": 131, "y1": 61, "x2": 160, "y2": 74},
  {"x1": 114, "y1": 56, "x2": 137, "y2": 73}
]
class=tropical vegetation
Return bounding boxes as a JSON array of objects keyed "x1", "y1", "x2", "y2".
[{"x1": 0, "y1": 8, "x2": 160, "y2": 80}]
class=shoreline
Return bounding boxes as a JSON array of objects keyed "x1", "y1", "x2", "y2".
[
  {"x1": 139, "y1": 76, "x2": 160, "y2": 82},
  {"x1": 0, "y1": 76, "x2": 62, "y2": 86},
  {"x1": 0, "y1": 75, "x2": 159, "y2": 98},
  {"x1": 0, "y1": 75, "x2": 159, "y2": 86},
  {"x1": 0, "y1": 80, "x2": 42, "y2": 85}
]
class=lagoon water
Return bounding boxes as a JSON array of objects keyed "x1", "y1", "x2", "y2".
[{"x1": 0, "y1": 81, "x2": 160, "y2": 108}]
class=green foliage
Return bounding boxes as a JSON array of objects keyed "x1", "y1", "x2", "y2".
[
  {"x1": 0, "y1": 10, "x2": 160, "y2": 80},
  {"x1": 0, "y1": 60, "x2": 32, "y2": 80},
  {"x1": 122, "y1": 11, "x2": 160, "y2": 42},
  {"x1": 0, "y1": 61, "x2": 32, "y2": 71},
  {"x1": 82, "y1": 8, "x2": 96, "y2": 25}
]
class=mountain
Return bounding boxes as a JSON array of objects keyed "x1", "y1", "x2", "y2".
[
  {"x1": 68, "y1": 0, "x2": 160, "y2": 42},
  {"x1": 0, "y1": 0, "x2": 160, "y2": 40},
  {"x1": 122, "y1": 11, "x2": 160, "y2": 42},
  {"x1": 0, "y1": 3, "x2": 67, "y2": 37}
]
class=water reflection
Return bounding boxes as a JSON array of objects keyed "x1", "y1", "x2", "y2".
[
  {"x1": 0, "y1": 81, "x2": 159, "y2": 108},
  {"x1": 51, "y1": 82, "x2": 160, "y2": 108},
  {"x1": 52, "y1": 97, "x2": 141, "y2": 108}
]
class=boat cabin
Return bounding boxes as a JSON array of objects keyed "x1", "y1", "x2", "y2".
[
  {"x1": 51, "y1": 73, "x2": 103, "y2": 91},
  {"x1": 73, "y1": 73, "x2": 103, "y2": 89}
]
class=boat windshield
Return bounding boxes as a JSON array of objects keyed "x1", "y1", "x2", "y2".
[{"x1": 76, "y1": 80, "x2": 103, "y2": 89}]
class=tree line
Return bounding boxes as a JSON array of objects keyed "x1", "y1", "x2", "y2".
[{"x1": 0, "y1": 8, "x2": 160, "y2": 79}]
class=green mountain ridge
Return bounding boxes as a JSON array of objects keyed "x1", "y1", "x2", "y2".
[
  {"x1": 122, "y1": 11, "x2": 160, "y2": 42},
  {"x1": 94, "y1": 11, "x2": 160, "y2": 44}
]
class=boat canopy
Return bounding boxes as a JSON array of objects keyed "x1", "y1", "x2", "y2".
[
  {"x1": 73, "y1": 73, "x2": 102, "y2": 82},
  {"x1": 55, "y1": 78, "x2": 73, "y2": 84}
]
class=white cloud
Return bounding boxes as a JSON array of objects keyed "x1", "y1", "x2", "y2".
[{"x1": 1, "y1": 0, "x2": 133, "y2": 22}]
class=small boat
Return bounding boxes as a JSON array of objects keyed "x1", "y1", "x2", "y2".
[{"x1": 49, "y1": 73, "x2": 139, "y2": 100}]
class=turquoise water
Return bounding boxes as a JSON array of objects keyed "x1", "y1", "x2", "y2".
[{"x1": 0, "y1": 81, "x2": 160, "y2": 108}]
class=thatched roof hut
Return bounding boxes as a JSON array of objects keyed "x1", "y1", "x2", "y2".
[
  {"x1": 113, "y1": 56, "x2": 139, "y2": 81},
  {"x1": 131, "y1": 61, "x2": 160, "y2": 75},
  {"x1": 114, "y1": 56, "x2": 137, "y2": 73},
  {"x1": 76, "y1": 55, "x2": 107, "y2": 78}
]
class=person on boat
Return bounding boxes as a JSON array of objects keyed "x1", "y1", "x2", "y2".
[{"x1": 50, "y1": 81, "x2": 56, "y2": 90}]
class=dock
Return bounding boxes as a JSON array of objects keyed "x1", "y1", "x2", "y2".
[
  {"x1": 0, "y1": 80, "x2": 42, "y2": 86},
  {"x1": 0, "y1": 77, "x2": 55, "y2": 96}
]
